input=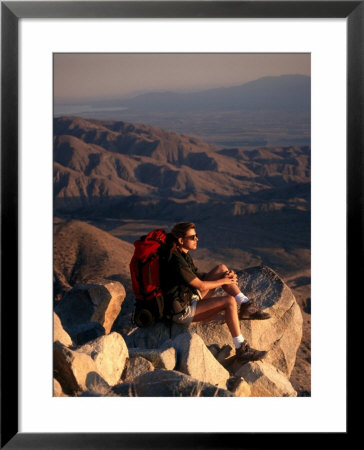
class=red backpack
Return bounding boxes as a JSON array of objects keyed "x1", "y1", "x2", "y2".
[{"x1": 130, "y1": 229, "x2": 167, "y2": 327}]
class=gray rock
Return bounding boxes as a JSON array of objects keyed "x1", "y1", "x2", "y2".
[
  {"x1": 89, "y1": 282, "x2": 126, "y2": 334},
  {"x1": 77, "y1": 332, "x2": 128, "y2": 386},
  {"x1": 53, "y1": 341, "x2": 96, "y2": 395},
  {"x1": 85, "y1": 371, "x2": 110, "y2": 392},
  {"x1": 73, "y1": 322, "x2": 105, "y2": 346},
  {"x1": 53, "y1": 312, "x2": 72, "y2": 347},
  {"x1": 123, "y1": 356, "x2": 154, "y2": 382},
  {"x1": 113, "y1": 370, "x2": 235, "y2": 397},
  {"x1": 172, "y1": 331, "x2": 230, "y2": 389},
  {"x1": 55, "y1": 282, "x2": 125, "y2": 340},
  {"x1": 111, "y1": 382, "x2": 137, "y2": 397},
  {"x1": 79, "y1": 390, "x2": 118, "y2": 397},
  {"x1": 124, "y1": 321, "x2": 186, "y2": 349},
  {"x1": 128, "y1": 344, "x2": 176, "y2": 370},
  {"x1": 226, "y1": 376, "x2": 251, "y2": 397},
  {"x1": 55, "y1": 285, "x2": 99, "y2": 334},
  {"x1": 53, "y1": 378, "x2": 67, "y2": 397},
  {"x1": 192, "y1": 265, "x2": 303, "y2": 378},
  {"x1": 80, "y1": 372, "x2": 118, "y2": 397},
  {"x1": 235, "y1": 361, "x2": 297, "y2": 397}
]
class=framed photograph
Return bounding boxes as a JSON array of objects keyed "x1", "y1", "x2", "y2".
[{"x1": 2, "y1": 1, "x2": 357, "y2": 448}]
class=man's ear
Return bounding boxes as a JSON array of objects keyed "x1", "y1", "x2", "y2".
[{"x1": 177, "y1": 237, "x2": 184, "y2": 246}]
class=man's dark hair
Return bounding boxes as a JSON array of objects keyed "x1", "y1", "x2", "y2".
[
  {"x1": 171, "y1": 222, "x2": 196, "y2": 239},
  {"x1": 164, "y1": 232, "x2": 178, "y2": 250}
]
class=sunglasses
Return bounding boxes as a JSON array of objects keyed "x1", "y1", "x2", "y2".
[{"x1": 184, "y1": 234, "x2": 198, "y2": 241}]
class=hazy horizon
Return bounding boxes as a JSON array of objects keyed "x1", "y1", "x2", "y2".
[{"x1": 54, "y1": 53, "x2": 310, "y2": 104}]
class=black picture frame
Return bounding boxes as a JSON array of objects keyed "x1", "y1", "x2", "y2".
[{"x1": 1, "y1": 1, "x2": 357, "y2": 448}]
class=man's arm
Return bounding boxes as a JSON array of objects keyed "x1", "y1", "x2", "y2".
[
  {"x1": 196, "y1": 270, "x2": 207, "y2": 280},
  {"x1": 188, "y1": 272, "x2": 237, "y2": 292}
]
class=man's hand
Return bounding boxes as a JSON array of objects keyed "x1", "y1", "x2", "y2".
[{"x1": 223, "y1": 270, "x2": 237, "y2": 284}]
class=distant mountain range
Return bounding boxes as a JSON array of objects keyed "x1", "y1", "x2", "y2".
[
  {"x1": 55, "y1": 75, "x2": 310, "y2": 117},
  {"x1": 53, "y1": 116, "x2": 310, "y2": 219},
  {"x1": 54, "y1": 75, "x2": 310, "y2": 149},
  {"x1": 119, "y1": 75, "x2": 310, "y2": 113}
]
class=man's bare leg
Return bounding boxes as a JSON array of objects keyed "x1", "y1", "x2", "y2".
[
  {"x1": 192, "y1": 294, "x2": 240, "y2": 338},
  {"x1": 192, "y1": 294, "x2": 267, "y2": 362}
]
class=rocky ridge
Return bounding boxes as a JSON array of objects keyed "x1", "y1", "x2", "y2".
[{"x1": 53, "y1": 116, "x2": 310, "y2": 218}]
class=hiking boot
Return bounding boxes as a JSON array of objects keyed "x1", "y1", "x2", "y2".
[
  {"x1": 235, "y1": 341, "x2": 267, "y2": 363},
  {"x1": 238, "y1": 300, "x2": 271, "y2": 320}
]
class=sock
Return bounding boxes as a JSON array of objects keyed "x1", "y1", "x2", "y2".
[
  {"x1": 235, "y1": 293, "x2": 249, "y2": 305},
  {"x1": 233, "y1": 334, "x2": 245, "y2": 349}
]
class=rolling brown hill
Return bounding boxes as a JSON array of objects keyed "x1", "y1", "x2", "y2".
[
  {"x1": 53, "y1": 218, "x2": 134, "y2": 302},
  {"x1": 53, "y1": 116, "x2": 310, "y2": 217}
]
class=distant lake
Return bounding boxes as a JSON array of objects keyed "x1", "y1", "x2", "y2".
[
  {"x1": 54, "y1": 104, "x2": 129, "y2": 116},
  {"x1": 53, "y1": 105, "x2": 310, "y2": 150}
]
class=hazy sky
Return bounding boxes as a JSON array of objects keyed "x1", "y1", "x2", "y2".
[{"x1": 54, "y1": 53, "x2": 310, "y2": 103}]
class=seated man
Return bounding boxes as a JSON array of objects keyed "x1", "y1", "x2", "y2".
[{"x1": 160, "y1": 222, "x2": 270, "y2": 363}]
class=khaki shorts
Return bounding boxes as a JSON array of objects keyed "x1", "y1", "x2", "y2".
[{"x1": 172, "y1": 296, "x2": 198, "y2": 326}]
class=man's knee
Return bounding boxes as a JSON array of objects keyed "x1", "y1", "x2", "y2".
[
  {"x1": 216, "y1": 263, "x2": 228, "y2": 273},
  {"x1": 205, "y1": 264, "x2": 228, "y2": 281},
  {"x1": 225, "y1": 295, "x2": 236, "y2": 310}
]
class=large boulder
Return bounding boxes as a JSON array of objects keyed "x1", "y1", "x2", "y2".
[
  {"x1": 235, "y1": 361, "x2": 297, "y2": 397},
  {"x1": 124, "y1": 321, "x2": 186, "y2": 349},
  {"x1": 80, "y1": 372, "x2": 118, "y2": 397},
  {"x1": 112, "y1": 370, "x2": 235, "y2": 397},
  {"x1": 128, "y1": 344, "x2": 176, "y2": 370},
  {"x1": 76, "y1": 332, "x2": 128, "y2": 386},
  {"x1": 123, "y1": 356, "x2": 154, "y2": 382},
  {"x1": 239, "y1": 266, "x2": 303, "y2": 377},
  {"x1": 55, "y1": 281, "x2": 126, "y2": 341},
  {"x1": 89, "y1": 283, "x2": 126, "y2": 334},
  {"x1": 79, "y1": 372, "x2": 116, "y2": 397},
  {"x1": 53, "y1": 312, "x2": 72, "y2": 347},
  {"x1": 192, "y1": 265, "x2": 303, "y2": 378},
  {"x1": 85, "y1": 371, "x2": 111, "y2": 392},
  {"x1": 53, "y1": 378, "x2": 67, "y2": 397},
  {"x1": 53, "y1": 342, "x2": 96, "y2": 395},
  {"x1": 227, "y1": 376, "x2": 251, "y2": 397},
  {"x1": 172, "y1": 332, "x2": 230, "y2": 389},
  {"x1": 72, "y1": 322, "x2": 105, "y2": 346}
]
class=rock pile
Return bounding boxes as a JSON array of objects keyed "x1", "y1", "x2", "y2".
[{"x1": 53, "y1": 266, "x2": 302, "y2": 397}]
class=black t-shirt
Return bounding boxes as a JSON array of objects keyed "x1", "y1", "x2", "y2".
[{"x1": 159, "y1": 249, "x2": 199, "y2": 312}]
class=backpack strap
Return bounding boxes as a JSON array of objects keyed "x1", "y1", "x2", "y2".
[{"x1": 137, "y1": 259, "x2": 145, "y2": 297}]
